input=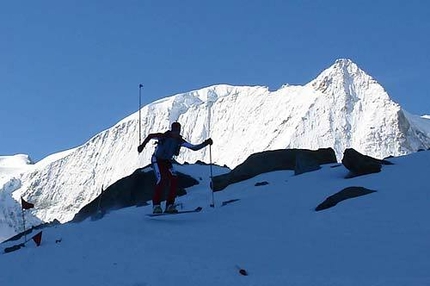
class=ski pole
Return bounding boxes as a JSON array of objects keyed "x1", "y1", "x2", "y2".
[
  {"x1": 207, "y1": 92, "x2": 215, "y2": 207},
  {"x1": 21, "y1": 208, "x2": 26, "y2": 243},
  {"x1": 138, "y1": 84, "x2": 143, "y2": 144},
  {"x1": 209, "y1": 144, "x2": 215, "y2": 207}
]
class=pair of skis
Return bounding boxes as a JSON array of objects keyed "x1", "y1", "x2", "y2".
[
  {"x1": 146, "y1": 206, "x2": 202, "y2": 217},
  {"x1": 146, "y1": 198, "x2": 239, "y2": 217}
]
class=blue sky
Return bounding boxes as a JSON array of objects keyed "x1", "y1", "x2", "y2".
[{"x1": 1, "y1": 0, "x2": 429, "y2": 162}]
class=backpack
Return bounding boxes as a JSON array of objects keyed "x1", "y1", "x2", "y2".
[{"x1": 154, "y1": 131, "x2": 185, "y2": 160}]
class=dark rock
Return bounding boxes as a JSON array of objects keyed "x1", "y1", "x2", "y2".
[
  {"x1": 315, "y1": 186, "x2": 376, "y2": 211},
  {"x1": 254, "y1": 181, "x2": 269, "y2": 186},
  {"x1": 4, "y1": 243, "x2": 25, "y2": 254},
  {"x1": 72, "y1": 165, "x2": 199, "y2": 222},
  {"x1": 342, "y1": 148, "x2": 392, "y2": 177},
  {"x1": 294, "y1": 152, "x2": 321, "y2": 175},
  {"x1": 221, "y1": 199, "x2": 240, "y2": 206},
  {"x1": 212, "y1": 148, "x2": 337, "y2": 191}
]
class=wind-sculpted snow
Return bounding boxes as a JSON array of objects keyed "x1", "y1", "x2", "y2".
[{"x1": 1, "y1": 59, "x2": 430, "y2": 238}]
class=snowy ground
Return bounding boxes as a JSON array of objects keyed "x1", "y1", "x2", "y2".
[{"x1": 1, "y1": 151, "x2": 430, "y2": 286}]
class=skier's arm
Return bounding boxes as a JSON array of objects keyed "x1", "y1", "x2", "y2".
[
  {"x1": 137, "y1": 133, "x2": 163, "y2": 153},
  {"x1": 181, "y1": 138, "x2": 213, "y2": 151}
]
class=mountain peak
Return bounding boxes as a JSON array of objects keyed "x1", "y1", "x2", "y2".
[
  {"x1": 307, "y1": 58, "x2": 389, "y2": 102},
  {"x1": 323, "y1": 58, "x2": 362, "y2": 76},
  {"x1": 308, "y1": 58, "x2": 368, "y2": 91},
  {"x1": 333, "y1": 58, "x2": 357, "y2": 68}
]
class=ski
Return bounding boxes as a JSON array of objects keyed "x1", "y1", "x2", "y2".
[{"x1": 147, "y1": 207, "x2": 202, "y2": 217}]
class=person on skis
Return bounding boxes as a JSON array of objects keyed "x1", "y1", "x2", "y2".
[{"x1": 137, "y1": 121, "x2": 213, "y2": 214}]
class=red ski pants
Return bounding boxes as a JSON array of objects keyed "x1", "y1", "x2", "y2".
[{"x1": 151, "y1": 157, "x2": 178, "y2": 206}]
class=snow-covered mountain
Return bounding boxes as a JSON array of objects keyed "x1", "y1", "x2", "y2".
[{"x1": 1, "y1": 58, "x2": 430, "y2": 240}]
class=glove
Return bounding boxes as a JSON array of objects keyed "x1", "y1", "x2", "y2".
[
  {"x1": 205, "y1": 138, "x2": 213, "y2": 146},
  {"x1": 137, "y1": 144, "x2": 144, "y2": 153}
]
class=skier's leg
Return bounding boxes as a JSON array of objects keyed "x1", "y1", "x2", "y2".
[
  {"x1": 166, "y1": 163, "x2": 178, "y2": 209},
  {"x1": 152, "y1": 158, "x2": 167, "y2": 206},
  {"x1": 166, "y1": 172, "x2": 178, "y2": 206}
]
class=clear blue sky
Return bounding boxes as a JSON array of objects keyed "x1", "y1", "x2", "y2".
[{"x1": 1, "y1": 0, "x2": 429, "y2": 162}]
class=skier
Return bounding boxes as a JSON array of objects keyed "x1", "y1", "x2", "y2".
[{"x1": 137, "y1": 122, "x2": 213, "y2": 214}]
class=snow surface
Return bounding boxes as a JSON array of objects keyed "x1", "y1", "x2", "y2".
[
  {"x1": 1, "y1": 150, "x2": 430, "y2": 286},
  {"x1": 0, "y1": 154, "x2": 32, "y2": 177},
  {"x1": 405, "y1": 112, "x2": 430, "y2": 136},
  {"x1": 0, "y1": 155, "x2": 34, "y2": 240}
]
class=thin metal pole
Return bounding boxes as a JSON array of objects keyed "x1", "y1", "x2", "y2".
[
  {"x1": 209, "y1": 144, "x2": 215, "y2": 207},
  {"x1": 208, "y1": 99, "x2": 215, "y2": 207},
  {"x1": 138, "y1": 84, "x2": 143, "y2": 143},
  {"x1": 22, "y1": 208, "x2": 26, "y2": 243}
]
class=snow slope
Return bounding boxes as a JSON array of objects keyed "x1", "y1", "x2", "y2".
[
  {"x1": 1, "y1": 150, "x2": 429, "y2": 286},
  {"x1": 0, "y1": 154, "x2": 32, "y2": 178},
  {"x1": 0, "y1": 155, "x2": 34, "y2": 241}
]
